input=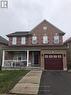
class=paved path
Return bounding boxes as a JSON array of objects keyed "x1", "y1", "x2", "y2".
[
  {"x1": 10, "y1": 70, "x2": 42, "y2": 95},
  {"x1": 38, "y1": 71, "x2": 71, "y2": 95}
]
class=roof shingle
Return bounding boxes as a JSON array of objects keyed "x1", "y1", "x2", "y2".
[
  {"x1": 64, "y1": 37, "x2": 71, "y2": 43},
  {"x1": 0, "y1": 36, "x2": 8, "y2": 45},
  {"x1": 7, "y1": 31, "x2": 32, "y2": 37}
]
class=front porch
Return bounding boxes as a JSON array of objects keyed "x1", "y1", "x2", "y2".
[{"x1": 2, "y1": 50, "x2": 41, "y2": 68}]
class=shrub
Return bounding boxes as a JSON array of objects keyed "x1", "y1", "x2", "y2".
[
  {"x1": 67, "y1": 63, "x2": 71, "y2": 69},
  {"x1": 0, "y1": 66, "x2": 1, "y2": 70}
]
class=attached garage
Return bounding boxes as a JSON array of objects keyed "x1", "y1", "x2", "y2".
[{"x1": 44, "y1": 54, "x2": 63, "y2": 70}]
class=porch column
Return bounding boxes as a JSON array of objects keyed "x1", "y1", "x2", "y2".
[
  {"x1": 27, "y1": 50, "x2": 29, "y2": 67},
  {"x1": 2, "y1": 50, "x2": 5, "y2": 67}
]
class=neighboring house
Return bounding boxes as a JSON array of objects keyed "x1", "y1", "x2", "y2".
[
  {"x1": 0, "y1": 36, "x2": 8, "y2": 68},
  {"x1": 64, "y1": 37, "x2": 71, "y2": 65},
  {"x1": 2, "y1": 20, "x2": 67, "y2": 70}
]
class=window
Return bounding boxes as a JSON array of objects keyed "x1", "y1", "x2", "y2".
[
  {"x1": 32, "y1": 34, "x2": 37, "y2": 44},
  {"x1": 43, "y1": 35, "x2": 48, "y2": 44},
  {"x1": 45, "y1": 55, "x2": 48, "y2": 58},
  {"x1": 49, "y1": 55, "x2": 53, "y2": 58},
  {"x1": 54, "y1": 36, "x2": 59, "y2": 44},
  {"x1": 54, "y1": 55, "x2": 57, "y2": 58},
  {"x1": 12, "y1": 37, "x2": 16, "y2": 45},
  {"x1": 13, "y1": 52, "x2": 27, "y2": 60},
  {"x1": 43, "y1": 26, "x2": 47, "y2": 30},
  {"x1": 21, "y1": 37, "x2": 26, "y2": 45},
  {"x1": 18, "y1": 56, "x2": 21, "y2": 60}
]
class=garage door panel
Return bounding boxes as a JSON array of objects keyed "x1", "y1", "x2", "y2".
[{"x1": 44, "y1": 54, "x2": 63, "y2": 70}]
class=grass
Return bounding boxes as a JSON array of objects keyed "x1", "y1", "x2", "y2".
[{"x1": 0, "y1": 70, "x2": 29, "y2": 94}]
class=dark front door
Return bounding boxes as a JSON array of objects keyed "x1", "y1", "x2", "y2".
[
  {"x1": 44, "y1": 54, "x2": 63, "y2": 70},
  {"x1": 34, "y1": 51, "x2": 40, "y2": 66}
]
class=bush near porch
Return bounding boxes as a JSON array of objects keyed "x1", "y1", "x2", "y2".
[
  {"x1": 67, "y1": 63, "x2": 71, "y2": 69},
  {"x1": 0, "y1": 70, "x2": 29, "y2": 94},
  {"x1": 0, "y1": 66, "x2": 1, "y2": 70}
]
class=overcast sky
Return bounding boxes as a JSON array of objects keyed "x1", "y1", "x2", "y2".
[{"x1": 0, "y1": 0, "x2": 71, "y2": 41}]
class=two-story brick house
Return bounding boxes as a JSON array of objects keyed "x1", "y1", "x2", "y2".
[{"x1": 2, "y1": 20, "x2": 67, "y2": 70}]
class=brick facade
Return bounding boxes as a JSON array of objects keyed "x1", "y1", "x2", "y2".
[
  {"x1": 8, "y1": 20, "x2": 64, "y2": 46},
  {"x1": 3, "y1": 20, "x2": 67, "y2": 70}
]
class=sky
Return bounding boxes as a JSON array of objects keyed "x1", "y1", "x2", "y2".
[{"x1": 0, "y1": 0, "x2": 71, "y2": 41}]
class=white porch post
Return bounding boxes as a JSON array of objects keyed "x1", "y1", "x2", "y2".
[
  {"x1": 2, "y1": 50, "x2": 5, "y2": 67},
  {"x1": 27, "y1": 50, "x2": 29, "y2": 67}
]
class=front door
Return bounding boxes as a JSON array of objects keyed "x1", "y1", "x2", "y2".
[{"x1": 34, "y1": 51, "x2": 40, "y2": 66}]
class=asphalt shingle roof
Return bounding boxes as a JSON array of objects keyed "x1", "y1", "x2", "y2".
[
  {"x1": 0, "y1": 36, "x2": 8, "y2": 45},
  {"x1": 7, "y1": 20, "x2": 65, "y2": 37},
  {"x1": 7, "y1": 31, "x2": 32, "y2": 37},
  {"x1": 64, "y1": 37, "x2": 71, "y2": 43}
]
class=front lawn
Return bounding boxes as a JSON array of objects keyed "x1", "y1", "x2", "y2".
[{"x1": 0, "y1": 70, "x2": 29, "y2": 94}]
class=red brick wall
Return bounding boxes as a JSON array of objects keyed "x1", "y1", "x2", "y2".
[
  {"x1": 9, "y1": 37, "x2": 12, "y2": 46},
  {"x1": 17, "y1": 37, "x2": 21, "y2": 46},
  {"x1": 27, "y1": 21, "x2": 63, "y2": 45},
  {"x1": 8, "y1": 21, "x2": 63, "y2": 46}
]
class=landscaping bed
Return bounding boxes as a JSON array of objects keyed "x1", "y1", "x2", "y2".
[{"x1": 0, "y1": 70, "x2": 29, "y2": 94}]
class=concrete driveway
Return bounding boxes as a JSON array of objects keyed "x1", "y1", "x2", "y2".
[{"x1": 38, "y1": 71, "x2": 71, "y2": 95}]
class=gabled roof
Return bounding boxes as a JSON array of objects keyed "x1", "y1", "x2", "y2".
[
  {"x1": 7, "y1": 20, "x2": 65, "y2": 37},
  {"x1": 64, "y1": 37, "x2": 71, "y2": 44},
  {"x1": 7, "y1": 31, "x2": 32, "y2": 37},
  {"x1": 0, "y1": 36, "x2": 8, "y2": 45},
  {"x1": 32, "y1": 20, "x2": 65, "y2": 35}
]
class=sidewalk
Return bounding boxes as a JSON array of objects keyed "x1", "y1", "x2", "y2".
[{"x1": 10, "y1": 70, "x2": 42, "y2": 95}]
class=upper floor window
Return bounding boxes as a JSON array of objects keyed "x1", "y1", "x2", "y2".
[
  {"x1": 54, "y1": 33, "x2": 59, "y2": 44},
  {"x1": 21, "y1": 37, "x2": 26, "y2": 45},
  {"x1": 43, "y1": 26, "x2": 47, "y2": 30},
  {"x1": 32, "y1": 34, "x2": 37, "y2": 44},
  {"x1": 12, "y1": 37, "x2": 16, "y2": 45},
  {"x1": 43, "y1": 35, "x2": 48, "y2": 44}
]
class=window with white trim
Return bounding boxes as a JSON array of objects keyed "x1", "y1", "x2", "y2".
[
  {"x1": 32, "y1": 34, "x2": 37, "y2": 44},
  {"x1": 21, "y1": 37, "x2": 26, "y2": 45},
  {"x1": 12, "y1": 37, "x2": 16, "y2": 45},
  {"x1": 43, "y1": 26, "x2": 47, "y2": 30},
  {"x1": 43, "y1": 35, "x2": 48, "y2": 44},
  {"x1": 54, "y1": 36, "x2": 59, "y2": 44}
]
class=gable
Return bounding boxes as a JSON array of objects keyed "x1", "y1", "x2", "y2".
[{"x1": 31, "y1": 20, "x2": 65, "y2": 35}]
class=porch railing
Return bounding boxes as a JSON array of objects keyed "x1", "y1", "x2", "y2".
[
  {"x1": 4, "y1": 60, "x2": 27, "y2": 67},
  {"x1": 3, "y1": 60, "x2": 40, "y2": 68}
]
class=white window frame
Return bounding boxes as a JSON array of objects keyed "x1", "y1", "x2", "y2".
[
  {"x1": 54, "y1": 36, "x2": 59, "y2": 44},
  {"x1": 32, "y1": 35, "x2": 37, "y2": 44},
  {"x1": 12, "y1": 37, "x2": 17, "y2": 45},
  {"x1": 43, "y1": 35, "x2": 48, "y2": 44},
  {"x1": 43, "y1": 26, "x2": 47, "y2": 30},
  {"x1": 21, "y1": 37, "x2": 26, "y2": 45}
]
